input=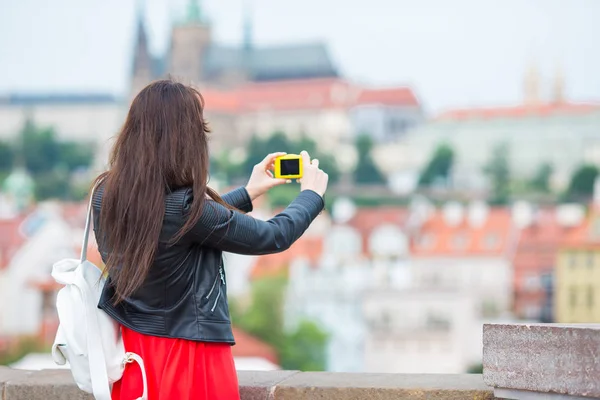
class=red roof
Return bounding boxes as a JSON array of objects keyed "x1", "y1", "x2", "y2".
[
  {"x1": 559, "y1": 207, "x2": 600, "y2": 250},
  {"x1": 0, "y1": 216, "x2": 27, "y2": 270},
  {"x1": 250, "y1": 235, "x2": 323, "y2": 280},
  {"x1": 356, "y1": 87, "x2": 418, "y2": 107},
  {"x1": 437, "y1": 102, "x2": 600, "y2": 121},
  {"x1": 202, "y1": 78, "x2": 418, "y2": 113},
  {"x1": 346, "y1": 207, "x2": 410, "y2": 256},
  {"x1": 231, "y1": 326, "x2": 278, "y2": 365},
  {"x1": 411, "y1": 208, "x2": 514, "y2": 257}
]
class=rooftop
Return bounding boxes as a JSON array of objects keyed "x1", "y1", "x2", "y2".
[
  {"x1": 201, "y1": 78, "x2": 419, "y2": 113},
  {"x1": 436, "y1": 102, "x2": 600, "y2": 121}
]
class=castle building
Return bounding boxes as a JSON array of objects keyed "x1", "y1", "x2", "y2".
[{"x1": 130, "y1": 0, "x2": 339, "y2": 98}]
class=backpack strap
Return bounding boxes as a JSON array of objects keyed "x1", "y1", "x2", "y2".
[
  {"x1": 80, "y1": 181, "x2": 97, "y2": 264},
  {"x1": 80, "y1": 178, "x2": 148, "y2": 400},
  {"x1": 79, "y1": 179, "x2": 113, "y2": 400}
]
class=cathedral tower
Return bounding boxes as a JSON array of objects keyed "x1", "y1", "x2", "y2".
[
  {"x1": 168, "y1": 0, "x2": 212, "y2": 85},
  {"x1": 130, "y1": 1, "x2": 153, "y2": 99}
]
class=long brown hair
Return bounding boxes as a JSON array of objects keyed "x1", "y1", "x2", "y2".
[{"x1": 95, "y1": 79, "x2": 231, "y2": 303}]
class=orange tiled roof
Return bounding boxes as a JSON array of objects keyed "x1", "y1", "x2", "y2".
[
  {"x1": 356, "y1": 87, "x2": 418, "y2": 107},
  {"x1": 0, "y1": 216, "x2": 27, "y2": 270},
  {"x1": 231, "y1": 326, "x2": 279, "y2": 365},
  {"x1": 437, "y1": 102, "x2": 600, "y2": 121},
  {"x1": 201, "y1": 78, "x2": 418, "y2": 113},
  {"x1": 250, "y1": 236, "x2": 323, "y2": 280},
  {"x1": 347, "y1": 207, "x2": 410, "y2": 256},
  {"x1": 559, "y1": 207, "x2": 600, "y2": 250},
  {"x1": 250, "y1": 206, "x2": 411, "y2": 278},
  {"x1": 410, "y1": 208, "x2": 514, "y2": 257}
]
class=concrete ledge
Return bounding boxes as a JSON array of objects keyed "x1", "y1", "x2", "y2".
[
  {"x1": 483, "y1": 323, "x2": 600, "y2": 399},
  {"x1": 0, "y1": 367, "x2": 494, "y2": 399}
]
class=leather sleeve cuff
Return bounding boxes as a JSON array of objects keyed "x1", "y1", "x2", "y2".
[{"x1": 293, "y1": 190, "x2": 325, "y2": 219}]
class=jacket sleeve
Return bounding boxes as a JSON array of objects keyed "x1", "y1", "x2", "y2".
[
  {"x1": 221, "y1": 187, "x2": 253, "y2": 213},
  {"x1": 185, "y1": 190, "x2": 324, "y2": 255}
]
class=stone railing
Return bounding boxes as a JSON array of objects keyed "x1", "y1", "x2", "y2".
[{"x1": 1, "y1": 324, "x2": 598, "y2": 399}]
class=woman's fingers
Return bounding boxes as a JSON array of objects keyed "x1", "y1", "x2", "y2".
[
  {"x1": 260, "y1": 152, "x2": 287, "y2": 167},
  {"x1": 300, "y1": 150, "x2": 311, "y2": 168}
]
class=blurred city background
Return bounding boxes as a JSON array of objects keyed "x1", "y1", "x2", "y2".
[{"x1": 1, "y1": 0, "x2": 599, "y2": 374}]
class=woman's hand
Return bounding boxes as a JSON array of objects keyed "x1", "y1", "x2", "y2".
[
  {"x1": 245, "y1": 152, "x2": 290, "y2": 201},
  {"x1": 299, "y1": 151, "x2": 329, "y2": 198}
]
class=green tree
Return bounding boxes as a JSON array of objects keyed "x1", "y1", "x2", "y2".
[
  {"x1": 529, "y1": 162, "x2": 553, "y2": 193},
  {"x1": 418, "y1": 143, "x2": 454, "y2": 187},
  {"x1": 280, "y1": 319, "x2": 328, "y2": 371},
  {"x1": 18, "y1": 119, "x2": 61, "y2": 174},
  {"x1": 0, "y1": 140, "x2": 13, "y2": 172},
  {"x1": 483, "y1": 143, "x2": 511, "y2": 205},
  {"x1": 58, "y1": 141, "x2": 95, "y2": 172},
  {"x1": 244, "y1": 132, "x2": 292, "y2": 173},
  {"x1": 564, "y1": 164, "x2": 599, "y2": 201},
  {"x1": 231, "y1": 275, "x2": 329, "y2": 371},
  {"x1": 232, "y1": 275, "x2": 287, "y2": 349},
  {"x1": 7, "y1": 119, "x2": 95, "y2": 200},
  {"x1": 354, "y1": 134, "x2": 385, "y2": 184}
]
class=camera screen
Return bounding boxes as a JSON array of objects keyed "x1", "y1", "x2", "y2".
[{"x1": 280, "y1": 159, "x2": 300, "y2": 175}]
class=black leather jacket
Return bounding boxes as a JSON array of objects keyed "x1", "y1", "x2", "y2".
[{"x1": 92, "y1": 186, "x2": 324, "y2": 344}]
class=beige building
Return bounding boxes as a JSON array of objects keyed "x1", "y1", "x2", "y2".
[{"x1": 378, "y1": 69, "x2": 600, "y2": 192}]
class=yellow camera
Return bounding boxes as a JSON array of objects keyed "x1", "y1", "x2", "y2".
[{"x1": 274, "y1": 154, "x2": 303, "y2": 179}]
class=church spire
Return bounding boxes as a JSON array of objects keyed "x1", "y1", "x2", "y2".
[
  {"x1": 132, "y1": 1, "x2": 150, "y2": 74},
  {"x1": 243, "y1": 0, "x2": 254, "y2": 52},
  {"x1": 553, "y1": 62, "x2": 565, "y2": 104},
  {"x1": 131, "y1": 0, "x2": 153, "y2": 98},
  {"x1": 185, "y1": 0, "x2": 205, "y2": 24},
  {"x1": 523, "y1": 62, "x2": 540, "y2": 106}
]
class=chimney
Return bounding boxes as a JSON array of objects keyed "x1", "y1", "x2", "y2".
[
  {"x1": 555, "y1": 204, "x2": 585, "y2": 227},
  {"x1": 512, "y1": 201, "x2": 534, "y2": 229},
  {"x1": 468, "y1": 200, "x2": 489, "y2": 228},
  {"x1": 443, "y1": 202, "x2": 464, "y2": 227}
]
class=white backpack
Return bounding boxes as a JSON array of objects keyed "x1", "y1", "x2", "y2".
[{"x1": 51, "y1": 186, "x2": 148, "y2": 400}]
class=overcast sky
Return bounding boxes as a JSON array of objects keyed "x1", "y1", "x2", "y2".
[{"x1": 0, "y1": 0, "x2": 598, "y2": 113}]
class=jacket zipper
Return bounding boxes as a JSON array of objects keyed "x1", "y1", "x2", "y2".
[
  {"x1": 206, "y1": 273, "x2": 219, "y2": 300},
  {"x1": 211, "y1": 285, "x2": 222, "y2": 313},
  {"x1": 210, "y1": 265, "x2": 226, "y2": 313}
]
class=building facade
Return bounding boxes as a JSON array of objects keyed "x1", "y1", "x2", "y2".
[
  {"x1": 555, "y1": 206, "x2": 600, "y2": 323},
  {"x1": 380, "y1": 69, "x2": 600, "y2": 192}
]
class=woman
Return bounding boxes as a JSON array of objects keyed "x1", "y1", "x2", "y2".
[{"x1": 91, "y1": 79, "x2": 328, "y2": 400}]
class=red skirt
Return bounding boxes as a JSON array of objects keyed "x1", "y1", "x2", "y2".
[{"x1": 112, "y1": 326, "x2": 240, "y2": 400}]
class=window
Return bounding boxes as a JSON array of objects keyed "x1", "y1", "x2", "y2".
[
  {"x1": 570, "y1": 287, "x2": 578, "y2": 309},
  {"x1": 451, "y1": 233, "x2": 469, "y2": 250},
  {"x1": 570, "y1": 252, "x2": 578, "y2": 269},
  {"x1": 588, "y1": 253, "x2": 595, "y2": 268},
  {"x1": 524, "y1": 274, "x2": 540, "y2": 291},
  {"x1": 483, "y1": 233, "x2": 500, "y2": 249},
  {"x1": 418, "y1": 233, "x2": 436, "y2": 249},
  {"x1": 425, "y1": 313, "x2": 451, "y2": 331}
]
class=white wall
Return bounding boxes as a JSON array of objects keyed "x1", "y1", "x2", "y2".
[
  {"x1": 0, "y1": 211, "x2": 74, "y2": 335},
  {"x1": 237, "y1": 108, "x2": 352, "y2": 151},
  {"x1": 349, "y1": 105, "x2": 423, "y2": 144},
  {"x1": 409, "y1": 257, "x2": 513, "y2": 319},
  {"x1": 362, "y1": 289, "x2": 478, "y2": 374}
]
